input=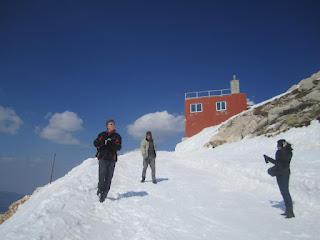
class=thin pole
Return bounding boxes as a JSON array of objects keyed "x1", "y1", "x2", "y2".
[{"x1": 49, "y1": 153, "x2": 56, "y2": 184}]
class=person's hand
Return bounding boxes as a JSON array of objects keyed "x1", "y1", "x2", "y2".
[
  {"x1": 263, "y1": 154, "x2": 269, "y2": 164},
  {"x1": 105, "y1": 138, "x2": 112, "y2": 145}
]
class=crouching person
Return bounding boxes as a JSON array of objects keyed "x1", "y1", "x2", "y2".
[
  {"x1": 94, "y1": 119, "x2": 122, "y2": 202},
  {"x1": 140, "y1": 131, "x2": 157, "y2": 184}
]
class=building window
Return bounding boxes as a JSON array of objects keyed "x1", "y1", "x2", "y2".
[
  {"x1": 190, "y1": 103, "x2": 202, "y2": 113},
  {"x1": 216, "y1": 101, "x2": 227, "y2": 111}
]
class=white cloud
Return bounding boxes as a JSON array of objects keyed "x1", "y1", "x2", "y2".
[
  {"x1": 247, "y1": 98, "x2": 255, "y2": 106},
  {"x1": 38, "y1": 111, "x2": 84, "y2": 145},
  {"x1": 128, "y1": 111, "x2": 184, "y2": 140},
  {"x1": 0, "y1": 105, "x2": 23, "y2": 134},
  {"x1": 0, "y1": 156, "x2": 16, "y2": 163}
]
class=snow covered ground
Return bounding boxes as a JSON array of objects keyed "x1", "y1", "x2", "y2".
[{"x1": 1, "y1": 121, "x2": 319, "y2": 240}]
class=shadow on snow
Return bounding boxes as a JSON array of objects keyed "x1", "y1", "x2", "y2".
[
  {"x1": 108, "y1": 191, "x2": 148, "y2": 201},
  {"x1": 270, "y1": 200, "x2": 285, "y2": 211},
  {"x1": 144, "y1": 177, "x2": 169, "y2": 183}
]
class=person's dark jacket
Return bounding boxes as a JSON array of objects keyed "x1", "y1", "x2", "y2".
[
  {"x1": 94, "y1": 130, "x2": 122, "y2": 161},
  {"x1": 264, "y1": 148, "x2": 292, "y2": 175}
]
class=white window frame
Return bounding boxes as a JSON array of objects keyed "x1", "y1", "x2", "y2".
[
  {"x1": 216, "y1": 101, "x2": 227, "y2": 111},
  {"x1": 190, "y1": 103, "x2": 203, "y2": 113}
]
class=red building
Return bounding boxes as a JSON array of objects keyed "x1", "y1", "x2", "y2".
[{"x1": 185, "y1": 76, "x2": 247, "y2": 137}]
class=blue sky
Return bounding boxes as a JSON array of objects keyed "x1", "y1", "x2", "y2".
[{"x1": 0, "y1": 0, "x2": 319, "y2": 194}]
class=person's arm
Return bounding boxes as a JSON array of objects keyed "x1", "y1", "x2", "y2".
[
  {"x1": 140, "y1": 139, "x2": 147, "y2": 159},
  {"x1": 93, "y1": 133, "x2": 105, "y2": 148},
  {"x1": 113, "y1": 134, "x2": 122, "y2": 151},
  {"x1": 154, "y1": 142, "x2": 157, "y2": 157},
  {"x1": 264, "y1": 154, "x2": 276, "y2": 164}
]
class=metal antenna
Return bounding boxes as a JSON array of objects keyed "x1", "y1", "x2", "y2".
[{"x1": 49, "y1": 153, "x2": 56, "y2": 184}]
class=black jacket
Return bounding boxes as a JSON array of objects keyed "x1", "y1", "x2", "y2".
[
  {"x1": 94, "y1": 130, "x2": 122, "y2": 161},
  {"x1": 265, "y1": 148, "x2": 292, "y2": 175}
]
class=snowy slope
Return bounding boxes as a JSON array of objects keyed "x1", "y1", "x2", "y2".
[
  {"x1": 175, "y1": 125, "x2": 220, "y2": 152},
  {"x1": 1, "y1": 121, "x2": 320, "y2": 240}
]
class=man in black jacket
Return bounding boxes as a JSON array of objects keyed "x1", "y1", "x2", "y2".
[{"x1": 94, "y1": 119, "x2": 122, "y2": 203}]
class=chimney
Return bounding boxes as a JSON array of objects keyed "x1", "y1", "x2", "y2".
[{"x1": 230, "y1": 74, "x2": 240, "y2": 94}]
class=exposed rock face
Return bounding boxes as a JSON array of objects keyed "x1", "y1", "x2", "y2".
[
  {"x1": 206, "y1": 71, "x2": 320, "y2": 148},
  {"x1": 0, "y1": 195, "x2": 30, "y2": 224}
]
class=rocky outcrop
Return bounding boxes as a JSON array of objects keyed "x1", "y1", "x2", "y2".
[
  {"x1": 206, "y1": 71, "x2": 320, "y2": 148},
  {"x1": 0, "y1": 195, "x2": 30, "y2": 224}
]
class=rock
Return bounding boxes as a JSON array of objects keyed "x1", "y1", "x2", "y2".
[
  {"x1": 206, "y1": 71, "x2": 320, "y2": 148},
  {"x1": 206, "y1": 139, "x2": 227, "y2": 148}
]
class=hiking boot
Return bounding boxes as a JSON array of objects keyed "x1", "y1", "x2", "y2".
[
  {"x1": 99, "y1": 192, "x2": 107, "y2": 203},
  {"x1": 152, "y1": 180, "x2": 157, "y2": 184},
  {"x1": 141, "y1": 177, "x2": 145, "y2": 183},
  {"x1": 285, "y1": 208, "x2": 295, "y2": 218}
]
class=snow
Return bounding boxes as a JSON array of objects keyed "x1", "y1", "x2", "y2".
[
  {"x1": 175, "y1": 125, "x2": 220, "y2": 153},
  {"x1": 1, "y1": 121, "x2": 320, "y2": 240}
]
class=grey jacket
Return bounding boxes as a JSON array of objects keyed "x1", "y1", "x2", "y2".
[{"x1": 140, "y1": 138, "x2": 157, "y2": 159}]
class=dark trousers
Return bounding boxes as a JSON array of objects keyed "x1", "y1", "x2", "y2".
[
  {"x1": 276, "y1": 173, "x2": 293, "y2": 209},
  {"x1": 98, "y1": 160, "x2": 116, "y2": 195}
]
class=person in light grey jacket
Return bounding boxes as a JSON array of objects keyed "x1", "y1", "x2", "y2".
[{"x1": 140, "y1": 131, "x2": 157, "y2": 184}]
